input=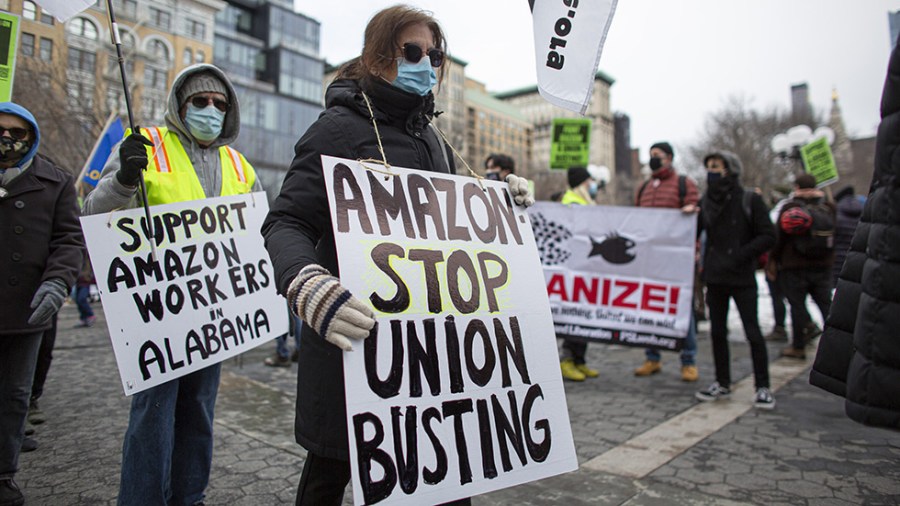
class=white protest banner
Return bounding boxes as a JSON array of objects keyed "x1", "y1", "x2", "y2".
[
  {"x1": 529, "y1": 0, "x2": 618, "y2": 114},
  {"x1": 323, "y1": 156, "x2": 577, "y2": 505},
  {"x1": 32, "y1": 0, "x2": 93, "y2": 22},
  {"x1": 80, "y1": 193, "x2": 288, "y2": 395},
  {"x1": 530, "y1": 202, "x2": 696, "y2": 350}
]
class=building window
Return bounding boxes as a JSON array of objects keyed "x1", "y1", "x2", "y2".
[
  {"x1": 195, "y1": 50, "x2": 205, "y2": 63},
  {"x1": 21, "y1": 33, "x2": 35, "y2": 57},
  {"x1": 148, "y1": 40, "x2": 170, "y2": 63},
  {"x1": 39, "y1": 38, "x2": 52, "y2": 61},
  {"x1": 39, "y1": 9, "x2": 53, "y2": 25},
  {"x1": 114, "y1": 0, "x2": 137, "y2": 18},
  {"x1": 67, "y1": 17, "x2": 99, "y2": 40},
  {"x1": 68, "y1": 47, "x2": 96, "y2": 73},
  {"x1": 119, "y1": 29, "x2": 135, "y2": 48},
  {"x1": 149, "y1": 8, "x2": 171, "y2": 31},
  {"x1": 182, "y1": 48, "x2": 192, "y2": 65},
  {"x1": 144, "y1": 67, "x2": 168, "y2": 90},
  {"x1": 67, "y1": 81, "x2": 94, "y2": 109},
  {"x1": 186, "y1": 19, "x2": 205, "y2": 40},
  {"x1": 23, "y1": 1, "x2": 36, "y2": 20}
]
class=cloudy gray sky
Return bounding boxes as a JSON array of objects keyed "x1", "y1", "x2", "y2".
[{"x1": 295, "y1": 0, "x2": 899, "y2": 163}]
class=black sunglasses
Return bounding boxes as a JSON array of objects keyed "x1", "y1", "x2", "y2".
[
  {"x1": 0, "y1": 126, "x2": 29, "y2": 140},
  {"x1": 190, "y1": 96, "x2": 229, "y2": 113},
  {"x1": 401, "y1": 43, "x2": 444, "y2": 68}
]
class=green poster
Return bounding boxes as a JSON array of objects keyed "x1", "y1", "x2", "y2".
[
  {"x1": 550, "y1": 118, "x2": 592, "y2": 170},
  {"x1": 799, "y1": 137, "x2": 839, "y2": 187},
  {"x1": 0, "y1": 12, "x2": 18, "y2": 102}
]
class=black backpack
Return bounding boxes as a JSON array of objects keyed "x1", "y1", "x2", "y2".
[{"x1": 792, "y1": 202, "x2": 836, "y2": 258}]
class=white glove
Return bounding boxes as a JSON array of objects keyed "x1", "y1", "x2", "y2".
[
  {"x1": 506, "y1": 174, "x2": 535, "y2": 207},
  {"x1": 287, "y1": 264, "x2": 376, "y2": 351}
]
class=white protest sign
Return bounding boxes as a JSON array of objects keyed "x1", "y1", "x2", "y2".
[
  {"x1": 80, "y1": 193, "x2": 288, "y2": 395},
  {"x1": 530, "y1": 0, "x2": 618, "y2": 114},
  {"x1": 322, "y1": 156, "x2": 577, "y2": 505},
  {"x1": 530, "y1": 202, "x2": 696, "y2": 350}
]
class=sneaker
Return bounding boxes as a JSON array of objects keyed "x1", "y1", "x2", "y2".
[
  {"x1": 754, "y1": 388, "x2": 776, "y2": 410},
  {"x1": 74, "y1": 315, "x2": 96, "y2": 328},
  {"x1": 24, "y1": 422, "x2": 35, "y2": 436},
  {"x1": 20, "y1": 437, "x2": 37, "y2": 453},
  {"x1": 264, "y1": 353, "x2": 291, "y2": 367},
  {"x1": 290, "y1": 349, "x2": 300, "y2": 363},
  {"x1": 575, "y1": 363, "x2": 599, "y2": 378},
  {"x1": 695, "y1": 382, "x2": 731, "y2": 402},
  {"x1": 765, "y1": 325, "x2": 788, "y2": 342},
  {"x1": 681, "y1": 365, "x2": 699, "y2": 382},
  {"x1": 560, "y1": 359, "x2": 585, "y2": 382},
  {"x1": 634, "y1": 360, "x2": 661, "y2": 376},
  {"x1": 781, "y1": 346, "x2": 806, "y2": 359},
  {"x1": 0, "y1": 478, "x2": 24, "y2": 506},
  {"x1": 28, "y1": 399, "x2": 46, "y2": 425}
]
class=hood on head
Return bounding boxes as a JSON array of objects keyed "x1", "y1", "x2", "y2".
[
  {"x1": 0, "y1": 102, "x2": 40, "y2": 167},
  {"x1": 166, "y1": 64, "x2": 239, "y2": 148},
  {"x1": 703, "y1": 150, "x2": 743, "y2": 177}
]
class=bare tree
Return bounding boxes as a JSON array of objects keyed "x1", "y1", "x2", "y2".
[
  {"x1": 12, "y1": 58, "x2": 109, "y2": 178},
  {"x1": 687, "y1": 95, "x2": 823, "y2": 204}
]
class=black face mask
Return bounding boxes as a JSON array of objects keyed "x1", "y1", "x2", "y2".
[
  {"x1": 485, "y1": 171, "x2": 501, "y2": 181},
  {"x1": 0, "y1": 136, "x2": 30, "y2": 164},
  {"x1": 649, "y1": 157, "x2": 663, "y2": 171},
  {"x1": 707, "y1": 172, "x2": 723, "y2": 185}
]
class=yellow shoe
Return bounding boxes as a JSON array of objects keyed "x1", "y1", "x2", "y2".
[
  {"x1": 634, "y1": 360, "x2": 662, "y2": 376},
  {"x1": 681, "y1": 365, "x2": 698, "y2": 382},
  {"x1": 575, "y1": 364, "x2": 599, "y2": 378},
  {"x1": 561, "y1": 359, "x2": 586, "y2": 381}
]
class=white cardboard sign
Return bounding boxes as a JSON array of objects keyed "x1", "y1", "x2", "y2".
[
  {"x1": 80, "y1": 193, "x2": 288, "y2": 395},
  {"x1": 322, "y1": 156, "x2": 578, "y2": 505}
]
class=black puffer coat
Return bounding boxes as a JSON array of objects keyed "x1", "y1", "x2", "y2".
[
  {"x1": 261, "y1": 78, "x2": 454, "y2": 459},
  {"x1": 810, "y1": 39, "x2": 900, "y2": 430},
  {"x1": 831, "y1": 194, "x2": 863, "y2": 286}
]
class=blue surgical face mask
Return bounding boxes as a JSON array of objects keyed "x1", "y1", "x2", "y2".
[
  {"x1": 392, "y1": 57, "x2": 437, "y2": 96},
  {"x1": 184, "y1": 103, "x2": 225, "y2": 144},
  {"x1": 707, "y1": 172, "x2": 723, "y2": 185},
  {"x1": 588, "y1": 181, "x2": 599, "y2": 198}
]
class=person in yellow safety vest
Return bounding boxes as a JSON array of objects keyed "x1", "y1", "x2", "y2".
[
  {"x1": 559, "y1": 166, "x2": 601, "y2": 381},
  {"x1": 82, "y1": 63, "x2": 261, "y2": 506}
]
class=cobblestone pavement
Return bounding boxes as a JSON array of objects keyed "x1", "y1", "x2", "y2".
[{"x1": 16, "y1": 290, "x2": 900, "y2": 505}]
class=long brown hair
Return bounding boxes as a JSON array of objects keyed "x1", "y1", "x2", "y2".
[{"x1": 335, "y1": 5, "x2": 447, "y2": 91}]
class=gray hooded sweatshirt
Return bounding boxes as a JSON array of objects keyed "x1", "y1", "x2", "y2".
[{"x1": 83, "y1": 64, "x2": 261, "y2": 215}]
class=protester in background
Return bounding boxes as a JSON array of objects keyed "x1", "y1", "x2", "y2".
[
  {"x1": 767, "y1": 173, "x2": 835, "y2": 360},
  {"x1": 830, "y1": 185, "x2": 862, "y2": 287},
  {"x1": 83, "y1": 64, "x2": 260, "y2": 506},
  {"x1": 634, "y1": 141, "x2": 700, "y2": 382},
  {"x1": 809, "y1": 38, "x2": 900, "y2": 429},
  {"x1": 485, "y1": 153, "x2": 515, "y2": 181},
  {"x1": 693, "y1": 151, "x2": 776, "y2": 409},
  {"x1": 558, "y1": 166, "x2": 601, "y2": 382},
  {"x1": 0, "y1": 102, "x2": 83, "y2": 506},
  {"x1": 262, "y1": 6, "x2": 533, "y2": 504}
]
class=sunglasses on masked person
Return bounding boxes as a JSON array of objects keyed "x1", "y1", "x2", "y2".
[
  {"x1": 190, "y1": 96, "x2": 230, "y2": 113},
  {"x1": 400, "y1": 42, "x2": 444, "y2": 68}
]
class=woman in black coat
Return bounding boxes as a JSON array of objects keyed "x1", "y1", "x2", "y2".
[
  {"x1": 261, "y1": 6, "x2": 532, "y2": 504},
  {"x1": 810, "y1": 38, "x2": 900, "y2": 430}
]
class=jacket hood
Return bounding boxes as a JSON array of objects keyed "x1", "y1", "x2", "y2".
[
  {"x1": 165, "y1": 64, "x2": 239, "y2": 149},
  {"x1": 704, "y1": 150, "x2": 743, "y2": 177},
  {"x1": 325, "y1": 78, "x2": 436, "y2": 132},
  {"x1": 0, "y1": 101, "x2": 40, "y2": 167}
]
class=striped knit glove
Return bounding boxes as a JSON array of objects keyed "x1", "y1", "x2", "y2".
[
  {"x1": 506, "y1": 174, "x2": 535, "y2": 207},
  {"x1": 287, "y1": 264, "x2": 376, "y2": 351}
]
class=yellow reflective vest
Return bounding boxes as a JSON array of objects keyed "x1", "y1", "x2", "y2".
[
  {"x1": 561, "y1": 188, "x2": 589, "y2": 206},
  {"x1": 127, "y1": 127, "x2": 256, "y2": 205}
]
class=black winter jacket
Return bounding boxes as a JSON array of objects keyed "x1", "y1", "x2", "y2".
[
  {"x1": 261, "y1": 78, "x2": 454, "y2": 459},
  {"x1": 698, "y1": 155, "x2": 775, "y2": 287},
  {"x1": 1, "y1": 155, "x2": 84, "y2": 335},
  {"x1": 831, "y1": 195, "x2": 862, "y2": 286},
  {"x1": 810, "y1": 39, "x2": 900, "y2": 430}
]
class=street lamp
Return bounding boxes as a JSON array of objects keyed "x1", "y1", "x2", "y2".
[{"x1": 770, "y1": 124, "x2": 835, "y2": 163}]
